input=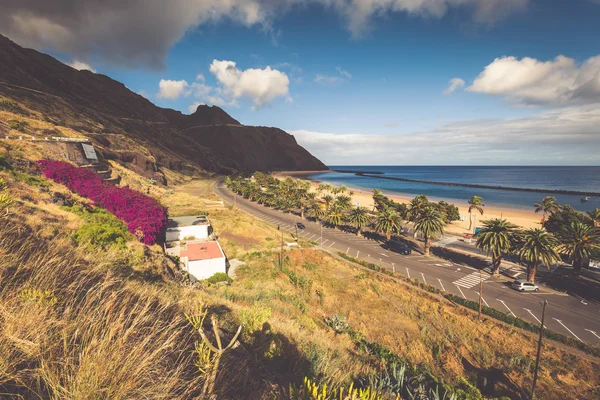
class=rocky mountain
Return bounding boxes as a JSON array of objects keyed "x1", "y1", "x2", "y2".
[{"x1": 0, "y1": 34, "x2": 327, "y2": 179}]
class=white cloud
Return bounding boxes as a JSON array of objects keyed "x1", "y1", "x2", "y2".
[
  {"x1": 157, "y1": 79, "x2": 190, "y2": 100},
  {"x1": 209, "y1": 60, "x2": 290, "y2": 108},
  {"x1": 191, "y1": 82, "x2": 212, "y2": 98},
  {"x1": 0, "y1": 0, "x2": 528, "y2": 67},
  {"x1": 67, "y1": 60, "x2": 96, "y2": 72},
  {"x1": 443, "y1": 78, "x2": 465, "y2": 95},
  {"x1": 315, "y1": 74, "x2": 344, "y2": 85},
  {"x1": 467, "y1": 55, "x2": 600, "y2": 106},
  {"x1": 336, "y1": 66, "x2": 352, "y2": 79},
  {"x1": 196, "y1": 73, "x2": 206, "y2": 82},
  {"x1": 290, "y1": 105, "x2": 600, "y2": 165}
]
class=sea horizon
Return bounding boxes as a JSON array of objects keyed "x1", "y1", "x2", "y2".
[{"x1": 307, "y1": 165, "x2": 600, "y2": 213}]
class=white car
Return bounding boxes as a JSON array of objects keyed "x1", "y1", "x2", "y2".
[{"x1": 511, "y1": 280, "x2": 539, "y2": 292}]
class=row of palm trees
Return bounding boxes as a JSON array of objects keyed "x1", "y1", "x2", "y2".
[
  {"x1": 226, "y1": 176, "x2": 600, "y2": 283},
  {"x1": 225, "y1": 176, "x2": 446, "y2": 256},
  {"x1": 475, "y1": 196, "x2": 600, "y2": 282}
]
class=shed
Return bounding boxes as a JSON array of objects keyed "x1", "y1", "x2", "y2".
[
  {"x1": 166, "y1": 215, "x2": 212, "y2": 242},
  {"x1": 180, "y1": 241, "x2": 227, "y2": 281}
]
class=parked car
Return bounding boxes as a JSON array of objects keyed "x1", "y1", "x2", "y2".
[
  {"x1": 511, "y1": 280, "x2": 539, "y2": 292},
  {"x1": 385, "y1": 240, "x2": 412, "y2": 255},
  {"x1": 295, "y1": 222, "x2": 305, "y2": 229}
]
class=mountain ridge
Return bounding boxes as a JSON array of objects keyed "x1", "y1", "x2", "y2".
[{"x1": 0, "y1": 34, "x2": 327, "y2": 179}]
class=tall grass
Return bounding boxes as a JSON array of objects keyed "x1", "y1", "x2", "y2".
[{"x1": 0, "y1": 221, "x2": 202, "y2": 399}]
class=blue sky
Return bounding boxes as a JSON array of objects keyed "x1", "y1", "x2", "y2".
[{"x1": 3, "y1": 0, "x2": 600, "y2": 165}]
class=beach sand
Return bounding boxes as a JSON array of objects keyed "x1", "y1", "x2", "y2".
[{"x1": 274, "y1": 171, "x2": 543, "y2": 235}]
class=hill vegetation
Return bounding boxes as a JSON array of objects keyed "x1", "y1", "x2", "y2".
[{"x1": 1, "y1": 149, "x2": 599, "y2": 399}]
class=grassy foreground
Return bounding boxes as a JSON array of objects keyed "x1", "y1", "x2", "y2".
[{"x1": 0, "y1": 153, "x2": 599, "y2": 399}]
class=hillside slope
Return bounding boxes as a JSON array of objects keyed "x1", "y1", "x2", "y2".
[{"x1": 0, "y1": 34, "x2": 327, "y2": 176}]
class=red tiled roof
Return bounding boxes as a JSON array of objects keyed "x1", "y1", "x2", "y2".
[{"x1": 181, "y1": 241, "x2": 224, "y2": 261}]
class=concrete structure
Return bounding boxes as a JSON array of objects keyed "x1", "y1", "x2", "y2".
[
  {"x1": 166, "y1": 215, "x2": 212, "y2": 242},
  {"x1": 180, "y1": 241, "x2": 227, "y2": 281}
]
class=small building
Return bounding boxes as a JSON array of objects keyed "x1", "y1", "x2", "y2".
[
  {"x1": 180, "y1": 241, "x2": 227, "y2": 281},
  {"x1": 166, "y1": 215, "x2": 213, "y2": 242}
]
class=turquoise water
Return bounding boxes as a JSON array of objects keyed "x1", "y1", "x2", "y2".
[{"x1": 309, "y1": 166, "x2": 600, "y2": 212}]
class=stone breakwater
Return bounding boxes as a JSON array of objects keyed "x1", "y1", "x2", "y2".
[{"x1": 351, "y1": 173, "x2": 600, "y2": 197}]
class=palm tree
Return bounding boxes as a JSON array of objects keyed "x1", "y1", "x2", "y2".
[
  {"x1": 518, "y1": 228, "x2": 561, "y2": 283},
  {"x1": 557, "y1": 222, "x2": 600, "y2": 277},
  {"x1": 468, "y1": 196, "x2": 485, "y2": 233},
  {"x1": 334, "y1": 194, "x2": 352, "y2": 210},
  {"x1": 587, "y1": 208, "x2": 600, "y2": 227},
  {"x1": 474, "y1": 218, "x2": 517, "y2": 276},
  {"x1": 308, "y1": 202, "x2": 326, "y2": 223},
  {"x1": 326, "y1": 204, "x2": 345, "y2": 228},
  {"x1": 407, "y1": 195, "x2": 429, "y2": 221},
  {"x1": 375, "y1": 207, "x2": 402, "y2": 241},
  {"x1": 413, "y1": 207, "x2": 445, "y2": 256},
  {"x1": 322, "y1": 195, "x2": 334, "y2": 210},
  {"x1": 317, "y1": 183, "x2": 328, "y2": 197},
  {"x1": 534, "y1": 196, "x2": 561, "y2": 223},
  {"x1": 348, "y1": 206, "x2": 370, "y2": 236}
]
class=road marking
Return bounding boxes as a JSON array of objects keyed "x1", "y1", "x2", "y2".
[
  {"x1": 328, "y1": 242, "x2": 335, "y2": 248},
  {"x1": 524, "y1": 308, "x2": 546, "y2": 328},
  {"x1": 585, "y1": 329, "x2": 600, "y2": 340},
  {"x1": 497, "y1": 300, "x2": 515, "y2": 317},
  {"x1": 356, "y1": 250, "x2": 360, "y2": 258},
  {"x1": 456, "y1": 285, "x2": 467, "y2": 300},
  {"x1": 321, "y1": 239, "x2": 329, "y2": 245},
  {"x1": 474, "y1": 291, "x2": 489, "y2": 307},
  {"x1": 380, "y1": 253, "x2": 389, "y2": 257},
  {"x1": 437, "y1": 279, "x2": 446, "y2": 291},
  {"x1": 346, "y1": 247, "x2": 350, "y2": 254},
  {"x1": 553, "y1": 319, "x2": 582, "y2": 341},
  {"x1": 406, "y1": 268, "x2": 411, "y2": 279},
  {"x1": 420, "y1": 273, "x2": 427, "y2": 285},
  {"x1": 453, "y1": 272, "x2": 488, "y2": 289}
]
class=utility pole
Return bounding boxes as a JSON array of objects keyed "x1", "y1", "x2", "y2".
[
  {"x1": 531, "y1": 300, "x2": 548, "y2": 400},
  {"x1": 279, "y1": 225, "x2": 284, "y2": 271},
  {"x1": 478, "y1": 269, "x2": 483, "y2": 321},
  {"x1": 320, "y1": 224, "x2": 323, "y2": 248}
]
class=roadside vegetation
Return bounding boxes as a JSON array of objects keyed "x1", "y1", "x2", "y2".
[
  {"x1": 1, "y1": 149, "x2": 599, "y2": 399},
  {"x1": 226, "y1": 176, "x2": 600, "y2": 284}
]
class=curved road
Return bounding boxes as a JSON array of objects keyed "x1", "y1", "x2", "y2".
[{"x1": 215, "y1": 182, "x2": 600, "y2": 345}]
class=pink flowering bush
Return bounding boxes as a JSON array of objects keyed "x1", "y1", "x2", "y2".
[{"x1": 38, "y1": 160, "x2": 167, "y2": 245}]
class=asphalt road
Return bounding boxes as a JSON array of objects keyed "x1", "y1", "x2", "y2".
[{"x1": 215, "y1": 183, "x2": 600, "y2": 345}]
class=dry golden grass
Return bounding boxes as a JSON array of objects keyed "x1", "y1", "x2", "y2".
[{"x1": 2, "y1": 148, "x2": 599, "y2": 399}]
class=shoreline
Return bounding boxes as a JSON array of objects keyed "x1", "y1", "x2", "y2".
[
  {"x1": 356, "y1": 173, "x2": 600, "y2": 197},
  {"x1": 275, "y1": 171, "x2": 544, "y2": 235}
]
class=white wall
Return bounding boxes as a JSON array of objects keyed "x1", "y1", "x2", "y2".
[
  {"x1": 166, "y1": 225, "x2": 209, "y2": 242},
  {"x1": 186, "y1": 257, "x2": 227, "y2": 281}
]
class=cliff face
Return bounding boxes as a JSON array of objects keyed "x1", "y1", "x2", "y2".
[{"x1": 0, "y1": 34, "x2": 327, "y2": 175}]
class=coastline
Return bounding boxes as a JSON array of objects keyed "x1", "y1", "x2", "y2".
[{"x1": 275, "y1": 171, "x2": 543, "y2": 235}]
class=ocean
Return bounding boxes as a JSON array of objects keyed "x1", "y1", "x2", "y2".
[{"x1": 308, "y1": 166, "x2": 600, "y2": 212}]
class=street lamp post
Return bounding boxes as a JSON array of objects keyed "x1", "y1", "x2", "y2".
[{"x1": 531, "y1": 300, "x2": 548, "y2": 400}]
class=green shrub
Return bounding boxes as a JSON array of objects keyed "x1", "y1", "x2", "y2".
[
  {"x1": 9, "y1": 119, "x2": 29, "y2": 133},
  {"x1": 239, "y1": 304, "x2": 271, "y2": 331},
  {"x1": 11, "y1": 170, "x2": 48, "y2": 187},
  {"x1": 325, "y1": 314, "x2": 349, "y2": 334},
  {"x1": 0, "y1": 153, "x2": 10, "y2": 170},
  {"x1": 63, "y1": 205, "x2": 133, "y2": 250},
  {"x1": 0, "y1": 100, "x2": 29, "y2": 116},
  {"x1": 206, "y1": 272, "x2": 233, "y2": 285}
]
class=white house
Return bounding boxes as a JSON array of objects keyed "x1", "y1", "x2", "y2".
[
  {"x1": 166, "y1": 215, "x2": 212, "y2": 242},
  {"x1": 180, "y1": 241, "x2": 227, "y2": 281}
]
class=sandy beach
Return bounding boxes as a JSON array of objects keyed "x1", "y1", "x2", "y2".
[{"x1": 274, "y1": 171, "x2": 543, "y2": 235}]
